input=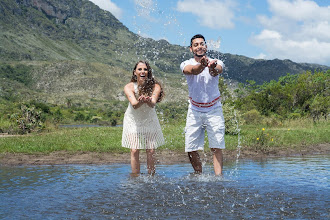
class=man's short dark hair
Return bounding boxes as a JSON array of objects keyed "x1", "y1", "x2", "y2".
[{"x1": 190, "y1": 34, "x2": 206, "y2": 46}]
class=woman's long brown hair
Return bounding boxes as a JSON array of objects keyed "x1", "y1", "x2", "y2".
[{"x1": 131, "y1": 60, "x2": 164, "y2": 103}]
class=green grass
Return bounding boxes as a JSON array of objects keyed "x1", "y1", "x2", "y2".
[
  {"x1": 241, "y1": 119, "x2": 329, "y2": 152},
  {"x1": 0, "y1": 119, "x2": 328, "y2": 154},
  {"x1": 0, "y1": 127, "x2": 126, "y2": 154}
]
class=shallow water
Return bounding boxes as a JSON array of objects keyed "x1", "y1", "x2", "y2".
[{"x1": 1, "y1": 155, "x2": 329, "y2": 219}]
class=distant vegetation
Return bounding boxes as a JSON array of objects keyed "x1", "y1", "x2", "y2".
[
  {"x1": 232, "y1": 70, "x2": 329, "y2": 123},
  {"x1": 0, "y1": 64, "x2": 33, "y2": 86},
  {"x1": 1, "y1": 69, "x2": 328, "y2": 135}
]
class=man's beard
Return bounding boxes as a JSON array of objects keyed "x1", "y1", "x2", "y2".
[
  {"x1": 195, "y1": 53, "x2": 205, "y2": 57},
  {"x1": 194, "y1": 50, "x2": 206, "y2": 57}
]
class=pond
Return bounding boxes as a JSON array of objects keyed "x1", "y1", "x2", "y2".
[{"x1": 0, "y1": 155, "x2": 329, "y2": 219}]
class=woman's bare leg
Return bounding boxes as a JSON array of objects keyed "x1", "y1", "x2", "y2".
[
  {"x1": 146, "y1": 149, "x2": 156, "y2": 175},
  {"x1": 131, "y1": 149, "x2": 140, "y2": 175}
]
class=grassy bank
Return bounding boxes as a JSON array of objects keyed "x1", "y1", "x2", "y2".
[{"x1": 0, "y1": 118, "x2": 329, "y2": 155}]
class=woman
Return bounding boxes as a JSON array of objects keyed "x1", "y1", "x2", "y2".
[{"x1": 122, "y1": 60, "x2": 165, "y2": 175}]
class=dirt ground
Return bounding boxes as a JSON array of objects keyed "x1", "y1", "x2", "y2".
[{"x1": 0, "y1": 143, "x2": 329, "y2": 166}]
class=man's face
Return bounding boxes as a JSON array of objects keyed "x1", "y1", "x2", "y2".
[{"x1": 190, "y1": 38, "x2": 207, "y2": 57}]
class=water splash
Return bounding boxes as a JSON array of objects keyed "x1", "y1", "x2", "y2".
[
  {"x1": 177, "y1": 185, "x2": 186, "y2": 205},
  {"x1": 207, "y1": 37, "x2": 221, "y2": 51},
  {"x1": 134, "y1": 0, "x2": 157, "y2": 18},
  {"x1": 234, "y1": 109, "x2": 242, "y2": 162},
  {"x1": 132, "y1": 0, "x2": 185, "y2": 50}
]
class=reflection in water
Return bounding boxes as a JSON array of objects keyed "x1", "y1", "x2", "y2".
[{"x1": 0, "y1": 156, "x2": 329, "y2": 219}]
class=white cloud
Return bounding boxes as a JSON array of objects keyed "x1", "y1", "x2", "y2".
[
  {"x1": 254, "y1": 53, "x2": 267, "y2": 60},
  {"x1": 255, "y1": 29, "x2": 282, "y2": 40},
  {"x1": 89, "y1": 0, "x2": 122, "y2": 19},
  {"x1": 176, "y1": 0, "x2": 236, "y2": 29},
  {"x1": 251, "y1": 0, "x2": 330, "y2": 65},
  {"x1": 268, "y1": 0, "x2": 330, "y2": 21}
]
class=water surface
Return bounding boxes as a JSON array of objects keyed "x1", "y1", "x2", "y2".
[{"x1": 1, "y1": 155, "x2": 329, "y2": 219}]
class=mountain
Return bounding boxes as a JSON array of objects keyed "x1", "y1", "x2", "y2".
[
  {"x1": 0, "y1": 0, "x2": 329, "y2": 105},
  {"x1": 208, "y1": 52, "x2": 329, "y2": 84}
]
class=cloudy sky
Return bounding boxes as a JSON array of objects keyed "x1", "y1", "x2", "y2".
[{"x1": 89, "y1": 0, "x2": 330, "y2": 66}]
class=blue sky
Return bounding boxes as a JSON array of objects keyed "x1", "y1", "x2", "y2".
[{"x1": 89, "y1": 0, "x2": 330, "y2": 66}]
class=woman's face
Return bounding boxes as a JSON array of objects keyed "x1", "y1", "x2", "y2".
[{"x1": 134, "y1": 62, "x2": 149, "y2": 84}]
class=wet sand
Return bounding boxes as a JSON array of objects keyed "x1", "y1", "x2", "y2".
[{"x1": 0, "y1": 143, "x2": 329, "y2": 166}]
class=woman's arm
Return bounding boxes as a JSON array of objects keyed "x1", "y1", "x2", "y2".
[
  {"x1": 146, "y1": 84, "x2": 161, "y2": 108},
  {"x1": 124, "y1": 83, "x2": 144, "y2": 109}
]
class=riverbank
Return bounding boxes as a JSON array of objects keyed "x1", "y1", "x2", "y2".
[{"x1": 1, "y1": 143, "x2": 328, "y2": 166}]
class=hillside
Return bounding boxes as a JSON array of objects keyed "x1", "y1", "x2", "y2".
[{"x1": 0, "y1": 0, "x2": 329, "y2": 105}]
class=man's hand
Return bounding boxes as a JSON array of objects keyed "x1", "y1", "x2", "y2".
[
  {"x1": 200, "y1": 56, "x2": 209, "y2": 67},
  {"x1": 208, "y1": 60, "x2": 222, "y2": 76},
  {"x1": 208, "y1": 60, "x2": 217, "y2": 69}
]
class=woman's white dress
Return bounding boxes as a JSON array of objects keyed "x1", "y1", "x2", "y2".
[{"x1": 122, "y1": 83, "x2": 165, "y2": 149}]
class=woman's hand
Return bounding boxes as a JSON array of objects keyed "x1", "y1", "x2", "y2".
[{"x1": 138, "y1": 95, "x2": 152, "y2": 103}]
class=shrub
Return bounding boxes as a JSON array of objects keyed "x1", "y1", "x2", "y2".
[
  {"x1": 243, "y1": 109, "x2": 262, "y2": 124},
  {"x1": 74, "y1": 112, "x2": 85, "y2": 121},
  {"x1": 262, "y1": 115, "x2": 281, "y2": 127},
  {"x1": 53, "y1": 108, "x2": 63, "y2": 124},
  {"x1": 288, "y1": 112, "x2": 301, "y2": 119},
  {"x1": 310, "y1": 94, "x2": 329, "y2": 122},
  {"x1": 10, "y1": 105, "x2": 44, "y2": 134},
  {"x1": 110, "y1": 118, "x2": 117, "y2": 126},
  {"x1": 222, "y1": 102, "x2": 244, "y2": 135},
  {"x1": 91, "y1": 116, "x2": 102, "y2": 123}
]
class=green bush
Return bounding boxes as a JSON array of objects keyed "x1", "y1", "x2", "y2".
[
  {"x1": 243, "y1": 109, "x2": 263, "y2": 124},
  {"x1": 91, "y1": 116, "x2": 102, "y2": 123},
  {"x1": 0, "y1": 116, "x2": 15, "y2": 133},
  {"x1": 53, "y1": 108, "x2": 63, "y2": 124},
  {"x1": 262, "y1": 115, "x2": 281, "y2": 127},
  {"x1": 74, "y1": 112, "x2": 85, "y2": 121},
  {"x1": 0, "y1": 64, "x2": 33, "y2": 86},
  {"x1": 310, "y1": 94, "x2": 329, "y2": 122},
  {"x1": 110, "y1": 118, "x2": 117, "y2": 126},
  {"x1": 222, "y1": 103, "x2": 244, "y2": 135},
  {"x1": 288, "y1": 112, "x2": 301, "y2": 119},
  {"x1": 10, "y1": 104, "x2": 44, "y2": 134}
]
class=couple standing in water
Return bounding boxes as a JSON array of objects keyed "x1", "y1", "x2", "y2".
[{"x1": 121, "y1": 34, "x2": 226, "y2": 176}]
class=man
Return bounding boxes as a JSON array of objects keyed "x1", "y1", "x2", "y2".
[{"x1": 180, "y1": 34, "x2": 225, "y2": 175}]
